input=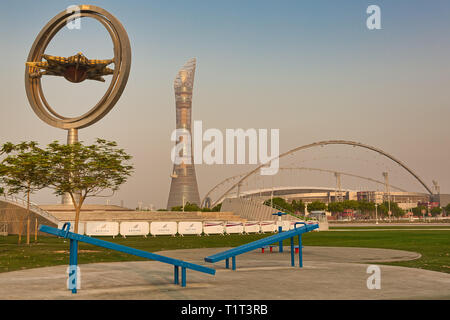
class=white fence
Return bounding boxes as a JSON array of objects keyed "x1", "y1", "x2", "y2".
[
  {"x1": 150, "y1": 222, "x2": 177, "y2": 236},
  {"x1": 260, "y1": 221, "x2": 276, "y2": 233},
  {"x1": 54, "y1": 220, "x2": 320, "y2": 237},
  {"x1": 86, "y1": 222, "x2": 119, "y2": 237},
  {"x1": 225, "y1": 222, "x2": 244, "y2": 234},
  {"x1": 58, "y1": 222, "x2": 85, "y2": 235},
  {"x1": 120, "y1": 222, "x2": 149, "y2": 237},
  {"x1": 244, "y1": 221, "x2": 260, "y2": 234},
  {"x1": 203, "y1": 221, "x2": 225, "y2": 235},
  {"x1": 278, "y1": 221, "x2": 291, "y2": 231},
  {"x1": 178, "y1": 222, "x2": 203, "y2": 236}
]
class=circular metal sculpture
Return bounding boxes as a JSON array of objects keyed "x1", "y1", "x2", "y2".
[
  {"x1": 24, "y1": 5, "x2": 131, "y2": 204},
  {"x1": 25, "y1": 5, "x2": 131, "y2": 130}
]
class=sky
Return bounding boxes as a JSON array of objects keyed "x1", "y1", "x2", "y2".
[{"x1": 0, "y1": 0, "x2": 450, "y2": 209}]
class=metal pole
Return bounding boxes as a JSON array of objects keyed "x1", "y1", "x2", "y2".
[
  {"x1": 174, "y1": 265, "x2": 179, "y2": 284},
  {"x1": 278, "y1": 225, "x2": 283, "y2": 253},
  {"x1": 290, "y1": 237, "x2": 295, "y2": 267},
  {"x1": 383, "y1": 172, "x2": 391, "y2": 222},
  {"x1": 69, "y1": 239, "x2": 78, "y2": 293},
  {"x1": 298, "y1": 235, "x2": 303, "y2": 268},
  {"x1": 181, "y1": 267, "x2": 186, "y2": 287},
  {"x1": 375, "y1": 203, "x2": 378, "y2": 225},
  {"x1": 62, "y1": 129, "x2": 80, "y2": 205}
]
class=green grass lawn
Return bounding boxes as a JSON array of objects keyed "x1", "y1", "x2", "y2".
[{"x1": 0, "y1": 228, "x2": 449, "y2": 274}]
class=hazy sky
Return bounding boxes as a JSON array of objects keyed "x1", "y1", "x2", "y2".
[{"x1": 1, "y1": 0, "x2": 449, "y2": 208}]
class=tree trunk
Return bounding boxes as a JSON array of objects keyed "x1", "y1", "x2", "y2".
[
  {"x1": 74, "y1": 205, "x2": 80, "y2": 234},
  {"x1": 34, "y1": 215, "x2": 38, "y2": 242},
  {"x1": 71, "y1": 193, "x2": 84, "y2": 235}
]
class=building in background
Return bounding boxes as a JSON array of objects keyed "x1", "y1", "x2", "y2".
[
  {"x1": 225, "y1": 187, "x2": 431, "y2": 210},
  {"x1": 356, "y1": 191, "x2": 430, "y2": 210},
  {"x1": 166, "y1": 58, "x2": 201, "y2": 209}
]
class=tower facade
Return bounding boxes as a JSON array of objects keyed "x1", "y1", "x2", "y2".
[{"x1": 167, "y1": 58, "x2": 201, "y2": 209}]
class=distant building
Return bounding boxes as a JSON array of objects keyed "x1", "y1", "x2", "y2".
[
  {"x1": 167, "y1": 58, "x2": 201, "y2": 210},
  {"x1": 357, "y1": 191, "x2": 430, "y2": 209},
  {"x1": 230, "y1": 187, "x2": 431, "y2": 210},
  {"x1": 431, "y1": 194, "x2": 450, "y2": 207}
]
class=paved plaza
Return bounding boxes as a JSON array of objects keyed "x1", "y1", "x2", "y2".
[{"x1": 0, "y1": 246, "x2": 449, "y2": 300}]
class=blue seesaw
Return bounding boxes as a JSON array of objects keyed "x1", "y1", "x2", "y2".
[
  {"x1": 39, "y1": 223, "x2": 216, "y2": 293},
  {"x1": 204, "y1": 222, "x2": 318, "y2": 270}
]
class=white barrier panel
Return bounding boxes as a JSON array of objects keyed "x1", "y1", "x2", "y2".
[
  {"x1": 276, "y1": 221, "x2": 290, "y2": 231},
  {"x1": 283, "y1": 221, "x2": 291, "y2": 231},
  {"x1": 119, "y1": 222, "x2": 149, "y2": 236},
  {"x1": 178, "y1": 222, "x2": 203, "y2": 236},
  {"x1": 203, "y1": 221, "x2": 224, "y2": 235},
  {"x1": 289, "y1": 220, "x2": 304, "y2": 230},
  {"x1": 85, "y1": 222, "x2": 119, "y2": 236},
  {"x1": 150, "y1": 222, "x2": 177, "y2": 236},
  {"x1": 225, "y1": 222, "x2": 244, "y2": 234},
  {"x1": 244, "y1": 221, "x2": 260, "y2": 234},
  {"x1": 57, "y1": 221, "x2": 85, "y2": 235},
  {"x1": 260, "y1": 221, "x2": 276, "y2": 233}
]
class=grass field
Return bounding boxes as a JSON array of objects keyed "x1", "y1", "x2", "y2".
[{"x1": 0, "y1": 227, "x2": 449, "y2": 274}]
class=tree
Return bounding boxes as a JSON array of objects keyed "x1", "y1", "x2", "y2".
[
  {"x1": 44, "y1": 139, "x2": 133, "y2": 234},
  {"x1": 0, "y1": 142, "x2": 15, "y2": 156},
  {"x1": 263, "y1": 197, "x2": 294, "y2": 213},
  {"x1": 358, "y1": 201, "x2": 376, "y2": 213},
  {"x1": 412, "y1": 205, "x2": 427, "y2": 217},
  {"x1": 291, "y1": 199, "x2": 305, "y2": 213},
  {"x1": 171, "y1": 202, "x2": 202, "y2": 212},
  {"x1": 0, "y1": 142, "x2": 16, "y2": 195},
  {"x1": 327, "y1": 201, "x2": 344, "y2": 214},
  {"x1": 378, "y1": 201, "x2": 404, "y2": 218},
  {"x1": 307, "y1": 201, "x2": 327, "y2": 212},
  {"x1": 0, "y1": 142, "x2": 49, "y2": 244},
  {"x1": 430, "y1": 207, "x2": 442, "y2": 217},
  {"x1": 444, "y1": 204, "x2": 450, "y2": 216},
  {"x1": 342, "y1": 200, "x2": 360, "y2": 211}
]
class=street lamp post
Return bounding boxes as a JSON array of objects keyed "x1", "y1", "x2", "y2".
[{"x1": 375, "y1": 203, "x2": 378, "y2": 225}]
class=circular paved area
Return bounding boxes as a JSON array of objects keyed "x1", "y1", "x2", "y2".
[{"x1": 0, "y1": 246, "x2": 449, "y2": 300}]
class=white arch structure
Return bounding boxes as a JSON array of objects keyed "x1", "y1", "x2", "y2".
[
  {"x1": 201, "y1": 166, "x2": 407, "y2": 207},
  {"x1": 210, "y1": 140, "x2": 433, "y2": 207}
]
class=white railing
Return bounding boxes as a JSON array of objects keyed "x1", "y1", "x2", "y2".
[
  {"x1": 0, "y1": 223, "x2": 7, "y2": 236},
  {"x1": 1, "y1": 195, "x2": 60, "y2": 225}
]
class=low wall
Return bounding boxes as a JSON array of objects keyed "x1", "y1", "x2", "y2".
[{"x1": 0, "y1": 201, "x2": 58, "y2": 235}]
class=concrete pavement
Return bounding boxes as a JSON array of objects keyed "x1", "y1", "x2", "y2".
[{"x1": 0, "y1": 246, "x2": 449, "y2": 300}]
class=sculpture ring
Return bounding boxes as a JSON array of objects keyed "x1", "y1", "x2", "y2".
[{"x1": 24, "y1": 5, "x2": 131, "y2": 129}]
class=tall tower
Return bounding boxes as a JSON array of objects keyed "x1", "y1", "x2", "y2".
[{"x1": 167, "y1": 58, "x2": 201, "y2": 210}]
